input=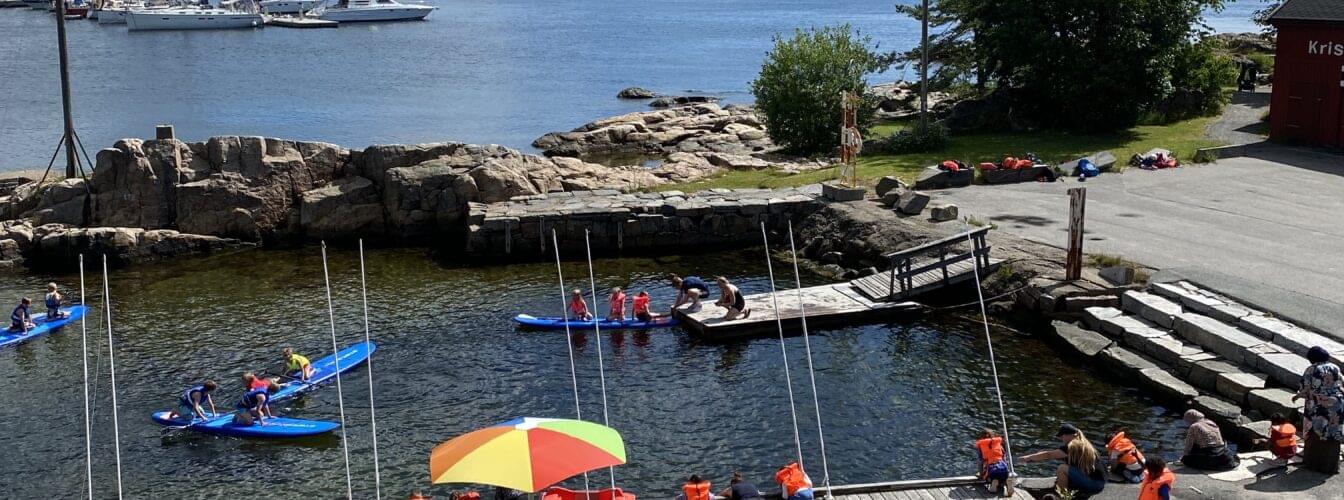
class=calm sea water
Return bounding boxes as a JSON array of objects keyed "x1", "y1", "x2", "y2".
[
  {"x1": 0, "y1": 0, "x2": 1258, "y2": 171},
  {"x1": 0, "y1": 248, "x2": 1192, "y2": 498}
]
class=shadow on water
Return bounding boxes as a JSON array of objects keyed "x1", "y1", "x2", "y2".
[{"x1": 0, "y1": 247, "x2": 1188, "y2": 497}]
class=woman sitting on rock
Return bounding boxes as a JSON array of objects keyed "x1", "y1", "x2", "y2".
[
  {"x1": 1178, "y1": 409, "x2": 1239, "y2": 471},
  {"x1": 1046, "y1": 438, "x2": 1105, "y2": 500},
  {"x1": 1294, "y1": 345, "x2": 1344, "y2": 473}
]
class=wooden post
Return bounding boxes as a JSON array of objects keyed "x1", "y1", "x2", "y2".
[
  {"x1": 1066, "y1": 187, "x2": 1087, "y2": 281},
  {"x1": 55, "y1": 0, "x2": 78, "y2": 179}
]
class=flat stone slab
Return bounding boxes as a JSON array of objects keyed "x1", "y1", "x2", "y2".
[
  {"x1": 1083, "y1": 306, "x2": 1124, "y2": 332},
  {"x1": 1051, "y1": 320, "x2": 1114, "y2": 358},
  {"x1": 1243, "y1": 315, "x2": 1344, "y2": 365},
  {"x1": 1250, "y1": 351, "x2": 1310, "y2": 388},
  {"x1": 1248, "y1": 388, "x2": 1299, "y2": 420},
  {"x1": 1098, "y1": 346, "x2": 1161, "y2": 378},
  {"x1": 1187, "y1": 358, "x2": 1243, "y2": 392},
  {"x1": 1100, "y1": 314, "x2": 1160, "y2": 338},
  {"x1": 1192, "y1": 394, "x2": 1249, "y2": 427},
  {"x1": 1151, "y1": 282, "x2": 1225, "y2": 315},
  {"x1": 1122, "y1": 291, "x2": 1184, "y2": 328},
  {"x1": 1127, "y1": 332, "x2": 1205, "y2": 366},
  {"x1": 1216, "y1": 371, "x2": 1267, "y2": 404},
  {"x1": 1238, "y1": 419, "x2": 1272, "y2": 445},
  {"x1": 1173, "y1": 313, "x2": 1267, "y2": 365},
  {"x1": 1138, "y1": 367, "x2": 1200, "y2": 403},
  {"x1": 1063, "y1": 295, "x2": 1119, "y2": 313}
]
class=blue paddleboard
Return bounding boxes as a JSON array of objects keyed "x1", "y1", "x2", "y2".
[
  {"x1": 513, "y1": 313, "x2": 678, "y2": 330},
  {"x1": 151, "y1": 411, "x2": 339, "y2": 438},
  {"x1": 0, "y1": 305, "x2": 88, "y2": 349},
  {"x1": 150, "y1": 341, "x2": 374, "y2": 438}
]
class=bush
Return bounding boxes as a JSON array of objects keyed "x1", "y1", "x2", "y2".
[
  {"x1": 881, "y1": 121, "x2": 950, "y2": 154},
  {"x1": 751, "y1": 25, "x2": 884, "y2": 155},
  {"x1": 1149, "y1": 39, "x2": 1236, "y2": 123},
  {"x1": 1246, "y1": 52, "x2": 1274, "y2": 74}
]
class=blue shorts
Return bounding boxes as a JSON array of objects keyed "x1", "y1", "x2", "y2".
[
  {"x1": 986, "y1": 461, "x2": 1009, "y2": 482},
  {"x1": 1065, "y1": 466, "x2": 1105, "y2": 496},
  {"x1": 786, "y1": 489, "x2": 814, "y2": 500}
]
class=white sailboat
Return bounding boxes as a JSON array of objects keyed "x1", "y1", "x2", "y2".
[
  {"x1": 317, "y1": 0, "x2": 432, "y2": 22},
  {"x1": 126, "y1": 0, "x2": 262, "y2": 30}
]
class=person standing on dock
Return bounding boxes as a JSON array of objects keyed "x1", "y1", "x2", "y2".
[
  {"x1": 713, "y1": 276, "x2": 751, "y2": 321},
  {"x1": 283, "y1": 347, "x2": 315, "y2": 382},
  {"x1": 670, "y1": 275, "x2": 710, "y2": 313},
  {"x1": 8, "y1": 297, "x2": 33, "y2": 332},
  {"x1": 1295, "y1": 345, "x2": 1343, "y2": 473},
  {"x1": 43, "y1": 283, "x2": 68, "y2": 320}
]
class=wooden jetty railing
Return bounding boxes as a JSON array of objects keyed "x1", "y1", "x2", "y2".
[{"x1": 850, "y1": 226, "x2": 995, "y2": 302}]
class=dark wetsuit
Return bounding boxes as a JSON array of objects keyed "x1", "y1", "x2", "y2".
[{"x1": 732, "y1": 289, "x2": 746, "y2": 310}]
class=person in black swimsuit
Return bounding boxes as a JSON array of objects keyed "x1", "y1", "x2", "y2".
[{"x1": 714, "y1": 276, "x2": 751, "y2": 321}]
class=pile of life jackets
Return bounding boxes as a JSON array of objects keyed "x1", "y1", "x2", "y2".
[
  {"x1": 1106, "y1": 431, "x2": 1147, "y2": 482},
  {"x1": 978, "y1": 153, "x2": 1040, "y2": 171},
  {"x1": 1133, "y1": 152, "x2": 1179, "y2": 169},
  {"x1": 939, "y1": 160, "x2": 968, "y2": 172}
]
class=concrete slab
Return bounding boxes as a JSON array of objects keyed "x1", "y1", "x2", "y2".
[
  {"x1": 1173, "y1": 313, "x2": 1267, "y2": 365},
  {"x1": 1063, "y1": 295, "x2": 1119, "y2": 313},
  {"x1": 1187, "y1": 358, "x2": 1243, "y2": 391},
  {"x1": 1215, "y1": 371, "x2": 1267, "y2": 404},
  {"x1": 1193, "y1": 394, "x2": 1250, "y2": 427},
  {"x1": 1049, "y1": 320, "x2": 1113, "y2": 358},
  {"x1": 1097, "y1": 346, "x2": 1160, "y2": 379},
  {"x1": 1138, "y1": 367, "x2": 1200, "y2": 403},
  {"x1": 1081, "y1": 306, "x2": 1124, "y2": 332},
  {"x1": 1151, "y1": 281, "x2": 1226, "y2": 316},
  {"x1": 1125, "y1": 330, "x2": 1202, "y2": 366},
  {"x1": 1121, "y1": 291, "x2": 1183, "y2": 328},
  {"x1": 1099, "y1": 314, "x2": 1159, "y2": 339},
  {"x1": 1244, "y1": 315, "x2": 1344, "y2": 365},
  {"x1": 1237, "y1": 419, "x2": 1272, "y2": 446},
  {"x1": 1250, "y1": 351, "x2": 1311, "y2": 389},
  {"x1": 1247, "y1": 388, "x2": 1300, "y2": 420}
]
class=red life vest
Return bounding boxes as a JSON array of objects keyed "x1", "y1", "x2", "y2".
[
  {"x1": 570, "y1": 297, "x2": 588, "y2": 316},
  {"x1": 609, "y1": 292, "x2": 626, "y2": 316},
  {"x1": 1001, "y1": 156, "x2": 1018, "y2": 169},
  {"x1": 978, "y1": 162, "x2": 998, "y2": 171},
  {"x1": 1014, "y1": 158, "x2": 1034, "y2": 169},
  {"x1": 633, "y1": 295, "x2": 650, "y2": 315},
  {"x1": 976, "y1": 436, "x2": 1004, "y2": 465},
  {"x1": 248, "y1": 378, "x2": 269, "y2": 391},
  {"x1": 775, "y1": 462, "x2": 813, "y2": 497},
  {"x1": 1271, "y1": 423, "x2": 1298, "y2": 450},
  {"x1": 681, "y1": 481, "x2": 710, "y2": 500},
  {"x1": 1106, "y1": 431, "x2": 1146, "y2": 466},
  {"x1": 941, "y1": 160, "x2": 960, "y2": 172},
  {"x1": 1137, "y1": 468, "x2": 1174, "y2": 500}
]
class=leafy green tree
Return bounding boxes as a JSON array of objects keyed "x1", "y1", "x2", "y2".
[
  {"x1": 751, "y1": 25, "x2": 885, "y2": 155},
  {"x1": 1253, "y1": 0, "x2": 1281, "y2": 32},
  {"x1": 892, "y1": 0, "x2": 989, "y2": 94}
]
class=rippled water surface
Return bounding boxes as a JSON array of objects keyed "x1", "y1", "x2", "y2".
[
  {"x1": 0, "y1": 0, "x2": 1258, "y2": 170},
  {"x1": 0, "y1": 247, "x2": 1197, "y2": 498}
]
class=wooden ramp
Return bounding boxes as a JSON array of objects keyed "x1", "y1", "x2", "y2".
[
  {"x1": 850, "y1": 226, "x2": 999, "y2": 302},
  {"x1": 673, "y1": 284, "x2": 921, "y2": 341}
]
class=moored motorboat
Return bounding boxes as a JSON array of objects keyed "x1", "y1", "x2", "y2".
[
  {"x1": 257, "y1": 0, "x2": 320, "y2": 14},
  {"x1": 316, "y1": 0, "x2": 431, "y2": 22},
  {"x1": 62, "y1": 0, "x2": 89, "y2": 17},
  {"x1": 126, "y1": 3, "x2": 262, "y2": 30}
]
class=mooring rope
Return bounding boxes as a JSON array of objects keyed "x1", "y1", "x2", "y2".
[
  {"x1": 759, "y1": 222, "x2": 805, "y2": 467},
  {"x1": 964, "y1": 224, "x2": 1017, "y2": 477},
  {"x1": 550, "y1": 229, "x2": 591, "y2": 492},
  {"x1": 356, "y1": 240, "x2": 383, "y2": 500},
  {"x1": 101, "y1": 256, "x2": 124, "y2": 500},
  {"x1": 785, "y1": 222, "x2": 832, "y2": 495},
  {"x1": 582, "y1": 229, "x2": 618, "y2": 491},
  {"x1": 79, "y1": 255, "x2": 93, "y2": 500},
  {"x1": 319, "y1": 242, "x2": 355, "y2": 500}
]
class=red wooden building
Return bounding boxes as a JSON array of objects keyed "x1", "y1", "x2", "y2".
[{"x1": 1268, "y1": 0, "x2": 1344, "y2": 148}]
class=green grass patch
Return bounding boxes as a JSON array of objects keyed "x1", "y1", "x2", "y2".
[{"x1": 660, "y1": 116, "x2": 1221, "y2": 191}]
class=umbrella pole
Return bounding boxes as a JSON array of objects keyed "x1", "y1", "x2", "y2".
[
  {"x1": 551, "y1": 229, "x2": 591, "y2": 493},
  {"x1": 582, "y1": 230, "x2": 618, "y2": 492}
]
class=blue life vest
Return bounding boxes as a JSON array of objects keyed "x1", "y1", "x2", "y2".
[
  {"x1": 238, "y1": 388, "x2": 268, "y2": 409},
  {"x1": 180, "y1": 385, "x2": 207, "y2": 407},
  {"x1": 10, "y1": 304, "x2": 28, "y2": 325},
  {"x1": 44, "y1": 294, "x2": 59, "y2": 310}
]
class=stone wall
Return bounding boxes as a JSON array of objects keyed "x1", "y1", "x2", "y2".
[{"x1": 463, "y1": 187, "x2": 823, "y2": 259}]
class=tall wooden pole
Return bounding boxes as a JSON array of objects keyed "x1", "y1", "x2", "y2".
[
  {"x1": 55, "y1": 0, "x2": 78, "y2": 178},
  {"x1": 919, "y1": 0, "x2": 929, "y2": 129},
  {"x1": 1066, "y1": 188, "x2": 1087, "y2": 281}
]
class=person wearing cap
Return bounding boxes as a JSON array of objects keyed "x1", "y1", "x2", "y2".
[
  {"x1": 1019, "y1": 423, "x2": 1085, "y2": 463},
  {"x1": 1179, "y1": 409, "x2": 1239, "y2": 471},
  {"x1": 1295, "y1": 345, "x2": 1344, "y2": 473}
]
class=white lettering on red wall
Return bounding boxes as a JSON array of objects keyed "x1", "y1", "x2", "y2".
[{"x1": 1307, "y1": 40, "x2": 1344, "y2": 56}]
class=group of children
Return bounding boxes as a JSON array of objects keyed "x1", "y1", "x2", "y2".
[
  {"x1": 8, "y1": 283, "x2": 69, "y2": 332},
  {"x1": 678, "y1": 462, "x2": 813, "y2": 500},
  {"x1": 973, "y1": 416, "x2": 1301, "y2": 499},
  {"x1": 568, "y1": 287, "x2": 657, "y2": 323},
  {"x1": 166, "y1": 348, "x2": 317, "y2": 426}
]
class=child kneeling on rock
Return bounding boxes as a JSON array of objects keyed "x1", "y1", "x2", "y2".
[{"x1": 975, "y1": 429, "x2": 1014, "y2": 497}]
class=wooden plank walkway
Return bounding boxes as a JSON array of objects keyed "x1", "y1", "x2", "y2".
[
  {"x1": 850, "y1": 258, "x2": 1003, "y2": 302},
  {"x1": 673, "y1": 284, "x2": 921, "y2": 340},
  {"x1": 778, "y1": 477, "x2": 1032, "y2": 500}
]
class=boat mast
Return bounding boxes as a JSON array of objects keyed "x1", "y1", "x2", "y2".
[{"x1": 55, "y1": 0, "x2": 78, "y2": 178}]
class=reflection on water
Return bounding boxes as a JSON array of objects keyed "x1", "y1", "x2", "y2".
[{"x1": 0, "y1": 248, "x2": 1187, "y2": 497}]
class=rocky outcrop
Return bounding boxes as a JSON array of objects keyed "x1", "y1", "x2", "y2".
[
  {"x1": 649, "y1": 95, "x2": 720, "y2": 108},
  {"x1": 868, "y1": 81, "x2": 957, "y2": 120},
  {"x1": 616, "y1": 87, "x2": 658, "y2": 99},
  {"x1": 300, "y1": 176, "x2": 384, "y2": 240},
  {"x1": 532, "y1": 103, "x2": 773, "y2": 158},
  {"x1": 29, "y1": 178, "x2": 88, "y2": 226},
  {"x1": 1208, "y1": 32, "x2": 1275, "y2": 54},
  {"x1": 0, "y1": 219, "x2": 250, "y2": 268}
]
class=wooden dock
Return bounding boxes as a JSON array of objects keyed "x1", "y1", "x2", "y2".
[
  {"x1": 677, "y1": 227, "x2": 998, "y2": 340},
  {"x1": 265, "y1": 15, "x2": 338, "y2": 28},
  {"x1": 674, "y1": 284, "x2": 921, "y2": 340},
  {"x1": 750, "y1": 477, "x2": 1032, "y2": 500}
]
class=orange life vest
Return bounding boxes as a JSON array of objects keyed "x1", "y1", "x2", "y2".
[
  {"x1": 941, "y1": 160, "x2": 960, "y2": 172},
  {"x1": 570, "y1": 297, "x2": 588, "y2": 316},
  {"x1": 1106, "y1": 431, "x2": 1146, "y2": 466},
  {"x1": 1001, "y1": 156, "x2": 1018, "y2": 169},
  {"x1": 1271, "y1": 423, "x2": 1298, "y2": 450},
  {"x1": 633, "y1": 295, "x2": 650, "y2": 315},
  {"x1": 775, "y1": 462, "x2": 813, "y2": 497},
  {"x1": 408, "y1": 493, "x2": 431, "y2": 500},
  {"x1": 975, "y1": 436, "x2": 1004, "y2": 465},
  {"x1": 681, "y1": 481, "x2": 710, "y2": 500},
  {"x1": 1137, "y1": 468, "x2": 1174, "y2": 500},
  {"x1": 609, "y1": 292, "x2": 626, "y2": 316}
]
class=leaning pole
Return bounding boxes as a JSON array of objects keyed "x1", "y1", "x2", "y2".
[{"x1": 54, "y1": 0, "x2": 78, "y2": 178}]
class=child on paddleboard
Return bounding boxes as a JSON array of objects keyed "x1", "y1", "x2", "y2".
[
  {"x1": 44, "y1": 283, "x2": 68, "y2": 320},
  {"x1": 283, "y1": 347, "x2": 315, "y2": 382},
  {"x1": 168, "y1": 380, "x2": 218, "y2": 422},
  {"x1": 569, "y1": 289, "x2": 592, "y2": 320},
  {"x1": 242, "y1": 371, "x2": 272, "y2": 391},
  {"x1": 234, "y1": 380, "x2": 280, "y2": 426},
  {"x1": 8, "y1": 298, "x2": 33, "y2": 332},
  {"x1": 633, "y1": 290, "x2": 655, "y2": 322},
  {"x1": 607, "y1": 287, "x2": 627, "y2": 321}
]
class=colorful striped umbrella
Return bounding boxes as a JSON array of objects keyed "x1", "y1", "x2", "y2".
[{"x1": 430, "y1": 417, "x2": 627, "y2": 492}]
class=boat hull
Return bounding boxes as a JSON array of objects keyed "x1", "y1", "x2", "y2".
[
  {"x1": 95, "y1": 8, "x2": 127, "y2": 23},
  {"x1": 126, "y1": 10, "x2": 262, "y2": 30},
  {"x1": 318, "y1": 4, "x2": 432, "y2": 22},
  {"x1": 258, "y1": 0, "x2": 320, "y2": 14}
]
